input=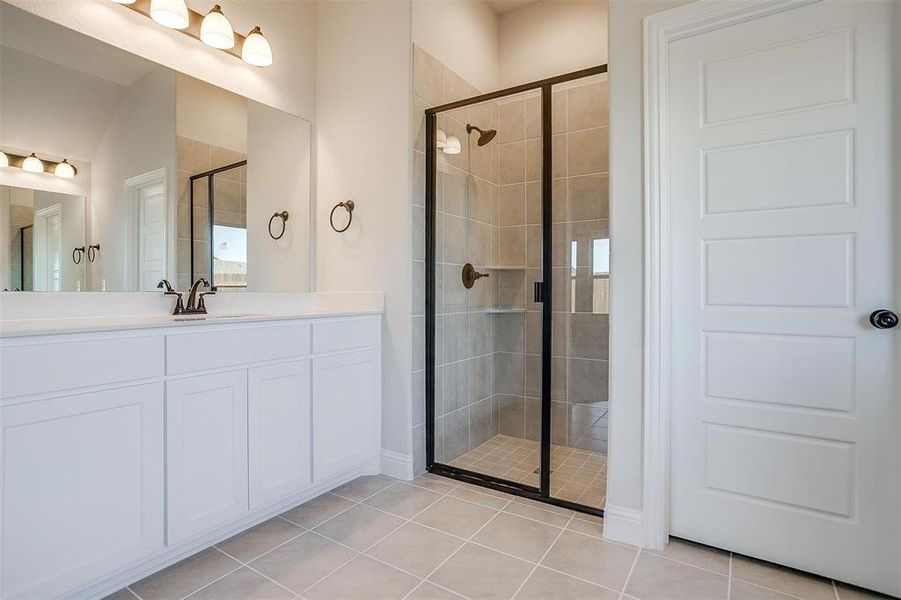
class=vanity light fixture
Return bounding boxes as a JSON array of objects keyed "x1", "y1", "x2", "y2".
[
  {"x1": 0, "y1": 150, "x2": 8, "y2": 168},
  {"x1": 443, "y1": 136, "x2": 461, "y2": 155},
  {"x1": 200, "y1": 5, "x2": 235, "y2": 49},
  {"x1": 22, "y1": 153, "x2": 44, "y2": 174},
  {"x1": 111, "y1": 0, "x2": 273, "y2": 67},
  {"x1": 150, "y1": 0, "x2": 189, "y2": 30},
  {"x1": 241, "y1": 26, "x2": 272, "y2": 67},
  {"x1": 54, "y1": 159, "x2": 77, "y2": 179}
]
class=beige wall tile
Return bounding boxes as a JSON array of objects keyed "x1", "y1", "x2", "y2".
[
  {"x1": 498, "y1": 225, "x2": 525, "y2": 266},
  {"x1": 499, "y1": 99, "x2": 525, "y2": 144},
  {"x1": 468, "y1": 177, "x2": 492, "y2": 223},
  {"x1": 567, "y1": 81, "x2": 609, "y2": 131},
  {"x1": 413, "y1": 46, "x2": 443, "y2": 106},
  {"x1": 568, "y1": 127, "x2": 609, "y2": 176},
  {"x1": 177, "y1": 136, "x2": 210, "y2": 173},
  {"x1": 525, "y1": 139, "x2": 542, "y2": 182},
  {"x1": 525, "y1": 95, "x2": 541, "y2": 140},
  {"x1": 570, "y1": 174, "x2": 609, "y2": 220},
  {"x1": 499, "y1": 142, "x2": 525, "y2": 184},
  {"x1": 499, "y1": 184, "x2": 525, "y2": 226}
]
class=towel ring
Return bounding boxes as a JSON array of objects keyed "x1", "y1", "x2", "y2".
[
  {"x1": 269, "y1": 211, "x2": 290, "y2": 240},
  {"x1": 329, "y1": 200, "x2": 355, "y2": 233},
  {"x1": 88, "y1": 244, "x2": 101, "y2": 263},
  {"x1": 72, "y1": 246, "x2": 86, "y2": 265}
]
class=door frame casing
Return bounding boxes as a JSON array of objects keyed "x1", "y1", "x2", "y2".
[{"x1": 640, "y1": 0, "x2": 820, "y2": 550}]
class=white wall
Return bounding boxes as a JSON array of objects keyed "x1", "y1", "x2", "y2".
[
  {"x1": 4, "y1": 0, "x2": 316, "y2": 119},
  {"x1": 90, "y1": 68, "x2": 177, "y2": 292},
  {"x1": 246, "y1": 101, "x2": 312, "y2": 292},
  {"x1": 176, "y1": 75, "x2": 248, "y2": 153},
  {"x1": 605, "y1": 0, "x2": 691, "y2": 519},
  {"x1": 316, "y1": 0, "x2": 413, "y2": 461},
  {"x1": 498, "y1": 0, "x2": 607, "y2": 86},
  {"x1": 412, "y1": 0, "x2": 500, "y2": 92}
]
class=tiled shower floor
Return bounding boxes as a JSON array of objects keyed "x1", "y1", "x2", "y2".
[{"x1": 446, "y1": 434, "x2": 607, "y2": 510}]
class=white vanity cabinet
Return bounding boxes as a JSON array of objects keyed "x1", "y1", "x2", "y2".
[
  {"x1": 0, "y1": 313, "x2": 381, "y2": 600},
  {"x1": 165, "y1": 370, "x2": 249, "y2": 544}
]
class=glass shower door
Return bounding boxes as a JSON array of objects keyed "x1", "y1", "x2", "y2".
[{"x1": 428, "y1": 88, "x2": 544, "y2": 491}]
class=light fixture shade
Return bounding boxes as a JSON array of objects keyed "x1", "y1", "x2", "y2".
[
  {"x1": 200, "y1": 5, "x2": 235, "y2": 49},
  {"x1": 436, "y1": 129, "x2": 447, "y2": 149},
  {"x1": 150, "y1": 0, "x2": 189, "y2": 29},
  {"x1": 242, "y1": 26, "x2": 272, "y2": 67},
  {"x1": 109, "y1": 0, "x2": 136, "y2": 4},
  {"x1": 443, "y1": 136, "x2": 461, "y2": 155},
  {"x1": 0, "y1": 151, "x2": 8, "y2": 168},
  {"x1": 22, "y1": 153, "x2": 44, "y2": 174},
  {"x1": 54, "y1": 159, "x2": 77, "y2": 179}
]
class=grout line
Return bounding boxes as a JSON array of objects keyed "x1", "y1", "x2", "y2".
[
  {"x1": 727, "y1": 552, "x2": 733, "y2": 600},
  {"x1": 832, "y1": 580, "x2": 841, "y2": 600},
  {"x1": 124, "y1": 586, "x2": 142, "y2": 599},
  {"x1": 618, "y1": 547, "x2": 642, "y2": 600},
  {"x1": 510, "y1": 512, "x2": 575, "y2": 599}
]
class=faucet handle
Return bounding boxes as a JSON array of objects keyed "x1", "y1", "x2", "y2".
[{"x1": 197, "y1": 290, "x2": 216, "y2": 312}]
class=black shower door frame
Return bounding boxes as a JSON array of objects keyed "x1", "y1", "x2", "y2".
[{"x1": 425, "y1": 64, "x2": 607, "y2": 517}]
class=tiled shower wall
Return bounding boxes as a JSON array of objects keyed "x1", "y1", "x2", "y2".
[
  {"x1": 494, "y1": 76, "x2": 610, "y2": 453},
  {"x1": 176, "y1": 135, "x2": 247, "y2": 291},
  {"x1": 8, "y1": 203, "x2": 33, "y2": 291},
  {"x1": 411, "y1": 46, "x2": 610, "y2": 475},
  {"x1": 411, "y1": 46, "x2": 502, "y2": 473}
]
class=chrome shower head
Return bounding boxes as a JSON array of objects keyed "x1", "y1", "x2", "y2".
[{"x1": 466, "y1": 124, "x2": 497, "y2": 146}]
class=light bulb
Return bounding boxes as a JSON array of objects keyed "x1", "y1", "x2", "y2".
[
  {"x1": 443, "y1": 136, "x2": 461, "y2": 155},
  {"x1": 22, "y1": 153, "x2": 44, "y2": 174},
  {"x1": 54, "y1": 159, "x2": 76, "y2": 179},
  {"x1": 242, "y1": 26, "x2": 272, "y2": 67},
  {"x1": 200, "y1": 5, "x2": 235, "y2": 49},
  {"x1": 436, "y1": 129, "x2": 447, "y2": 149},
  {"x1": 0, "y1": 151, "x2": 8, "y2": 168},
  {"x1": 150, "y1": 0, "x2": 189, "y2": 29}
]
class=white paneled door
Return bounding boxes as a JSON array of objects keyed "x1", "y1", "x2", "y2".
[{"x1": 665, "y1": 1, "x2": 899, "y2": 595}]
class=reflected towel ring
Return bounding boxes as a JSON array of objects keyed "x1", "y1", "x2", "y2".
[
  {"x1": 269, "y1": 211, "x2": 290, "y2": 240},
  {"x1": 329, "y1": 200, "x2": 354, "y2": 233},
  {"x1": 72, "y1": 246, "x2": 86, "y2": 265},
  {"x1": 88, "y1": 244, "x2": 101, "y2": 263}
]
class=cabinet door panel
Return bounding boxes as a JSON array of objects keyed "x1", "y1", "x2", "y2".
[
  {"x1": 1, "y1": 384, "x2": 164, "y2": 599},
  {"x1": 249, "y1": 360, "x2": 312, "y2": 509},
  {"x1": 166, "y1": 371, "x2": 248, "y2": 543},
  {"x1": 312, "y1": 349, "x2": 380, "y2": 482}
]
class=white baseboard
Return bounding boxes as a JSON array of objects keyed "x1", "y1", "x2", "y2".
[
  {"x1": 380, "y1": 449, "x2": 414, "y2": 480},
  {"x1": 603, "y1": 504, "x2": 646, "y2": 547}
]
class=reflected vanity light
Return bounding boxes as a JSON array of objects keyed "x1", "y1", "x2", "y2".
[
  {"x1": 436, "y1": 128, "x2": 447, "y2": 150},
  {"x1": 443, "y1": 136, "x2": 461, "y2": 155},
  {"x1": 150, "y1": 0, "x2": 189, "y2": 29},
  {"x1": 200, "y1": 5, "x2": 235, "y2": 50},
  {"x1": 1, "y1": 151, "x2": 78, "y2": 178},
  {"x1": 111, "y1": 0, "x2": 272, "y2": 67}
]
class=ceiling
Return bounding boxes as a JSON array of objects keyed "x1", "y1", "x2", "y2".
[{"x1": 484, "y1": 0, "x2": 542, "y2": 15}]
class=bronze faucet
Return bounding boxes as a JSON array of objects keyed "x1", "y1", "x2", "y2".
[
  {"x1": 158, "y1": 278, "x2": 215, "y2": 315},
  {"x1": 184, "y1": 278, "x2": 215, "y2": 314}
]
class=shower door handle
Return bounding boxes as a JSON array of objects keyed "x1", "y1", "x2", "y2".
[{"x1": 534, "y1": 281, "x2": 545, "y2": 303}]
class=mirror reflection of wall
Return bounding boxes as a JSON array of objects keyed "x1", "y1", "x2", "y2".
[{"x1": 0, "y1": 3, "x2": 312, "y2": 294}]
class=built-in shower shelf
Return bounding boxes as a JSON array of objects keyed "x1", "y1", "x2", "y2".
[
  {"x1": 482, "y1": 308, "x2": 527, "y2": 314},
  {"x1": 483, "y1": 265, "x2": 527, "y2": 271}
]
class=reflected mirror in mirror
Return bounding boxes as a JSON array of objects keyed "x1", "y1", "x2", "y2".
[
  {"x1": 0, "y1": 3, "x2": 311, "y2": 293},
  {"x1": 1, "y1": 185, "x2": 86, "y2": 291}
]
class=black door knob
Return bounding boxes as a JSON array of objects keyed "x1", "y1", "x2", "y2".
[{"x1": 869, "y1": 309, "x2": 899, "y2": 329}]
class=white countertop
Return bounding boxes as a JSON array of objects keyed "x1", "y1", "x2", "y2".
[{"x1": 0, "y1": 292, "x2": 384, "y2": 339}]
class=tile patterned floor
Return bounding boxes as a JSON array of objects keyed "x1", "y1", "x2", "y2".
[
  {"x1": 107, "y1": 474, "x2": 890, "y2": 600},
  {"x1": 447, "y1": 434, "x2": 607, "y2": 509}
]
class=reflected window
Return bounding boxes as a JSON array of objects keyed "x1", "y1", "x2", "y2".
[{"x1": 212, "y1": 225, "x2": 247, "y2": 288}]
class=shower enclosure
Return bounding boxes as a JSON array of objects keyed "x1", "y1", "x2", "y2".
[{"x1": 425, "y1": 65, "x2": 609, "y2": 515}]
